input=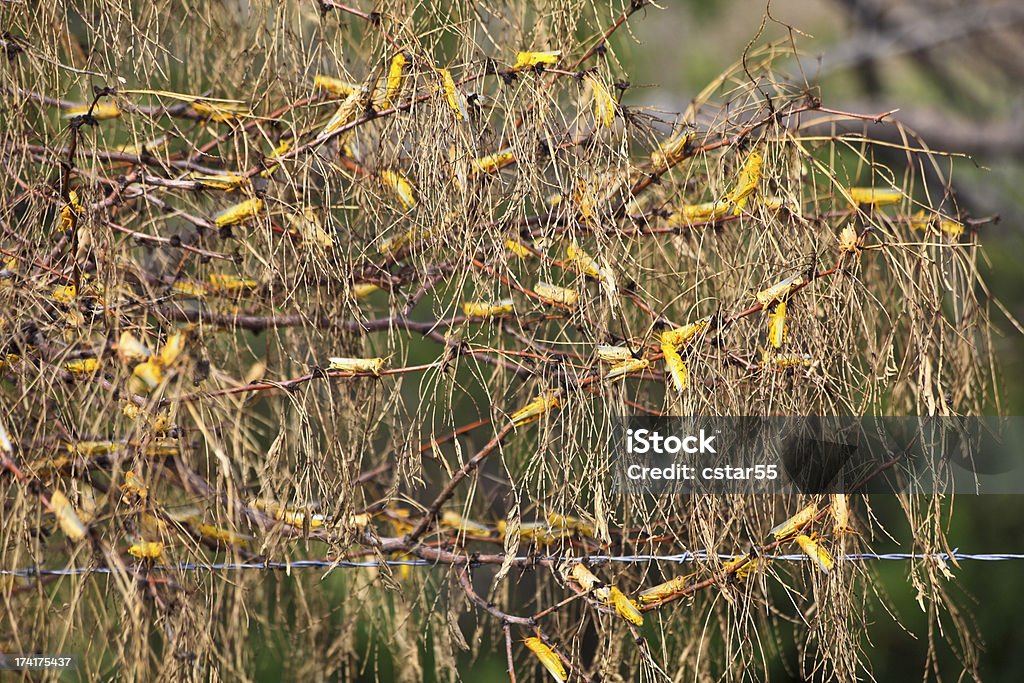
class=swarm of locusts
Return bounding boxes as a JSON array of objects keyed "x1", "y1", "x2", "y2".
[{"x1": 0, "y1": 1, "x2": 997, "y2": 680}]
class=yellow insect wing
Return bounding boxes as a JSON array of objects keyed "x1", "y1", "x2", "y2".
[
  {"x1": 605, "y1": 357, "x2": 649, "y2": 380},
  {"x1": 768, "y1": 301, "x2": 787, "y2": 349},
  {"x1": 770, "y1": 503, "x2": 817, "y2": 539},
  {"x1": 463, "y1": 300, "x2": 514, "y2": 318},
  {"x1": 64, "y1": 102, "x2": 121, "y2": 120},
  {"x1": 514, "y1": 51, "x2": 561, "y2": 68},
  {"x1": 534, "y1": 282, "x2": 578, "y2": 307},
  {"x1": 50, "y1": 491, "x2": 88, "y2": 542},
  {"x1": 608, "y1": 586, "x2": 644, "y2": 625},
  {"x1": 130, "y1": 360, "x2": 164, "y2": 394},
  {"x1": 351, "y1": 283, "x2": 380, "y2": 299},
  {"x1": 314, "y1": 74, "x2": 357, "y2": 98},
  {"x1": 523, "y1": 637, "x2": 567, "y2": 682},
  {"x1": 471, "y1": 150, "x2": 516, "y2": 174},
  {"x1": 587, "y1": 74, "x2": 616, "y2": 128},
  {"x1": 510, "y1": 392, "x2": 560, "y2": 427},
  {"x1": 128, "y1": 541, "x2": 164, "y2": 560},
  {"x1": 213, "y1": 197, "x2": 263, "y2": 227},
  {"x1": 848, "y1": 186, "x2": 902, "y2": 207},
  {"x1": 661, "y1": 342, "x2": 688, "y2": 393},
  {"x1": 638, "y1": 573, "x2": 696, "y2": 604},
  {"x1": 505, "y1": 239, "x2": 532, "y2": 258},
  {"x1": 158, "y1": 331, "x2": 186, "y2": 367},
  {"x1": 327, "y1": 356, "x2": 386, "y2": 374},
  {"x1": 383, "y1": 52, "x2": 408, "y2": 107},
  {"x1": 795, "y1": 534, "x2": 834, "y2": 572},
  {"x1": 755, "y1": 273, "x2": 806, "y2": 306},
  {"x1": 660, "y1": 318, "x2": 710, "y2": 348},
  {"x1": 64, "y1": 358, "x2": 99, "y2": 375},
  {"x1": 380, "y1": 170, "x2": 417, "y2": 209}
]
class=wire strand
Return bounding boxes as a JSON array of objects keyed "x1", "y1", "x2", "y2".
[{"x1": 3, "y1": 549, "x2": 1021, "y2": 578}]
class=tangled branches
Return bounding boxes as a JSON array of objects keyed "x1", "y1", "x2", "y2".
[{"x1": 0, "y1": 1, "x2": 998, "y2": 680}]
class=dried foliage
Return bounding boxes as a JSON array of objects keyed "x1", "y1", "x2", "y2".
[{"x1": 0, "y1": 1, "x2": 998, "y2": 680}]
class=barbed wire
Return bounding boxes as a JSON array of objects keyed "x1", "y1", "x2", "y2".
[{"x1": 3, "y1": 549, "x2": 1021, "y2": 578}]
